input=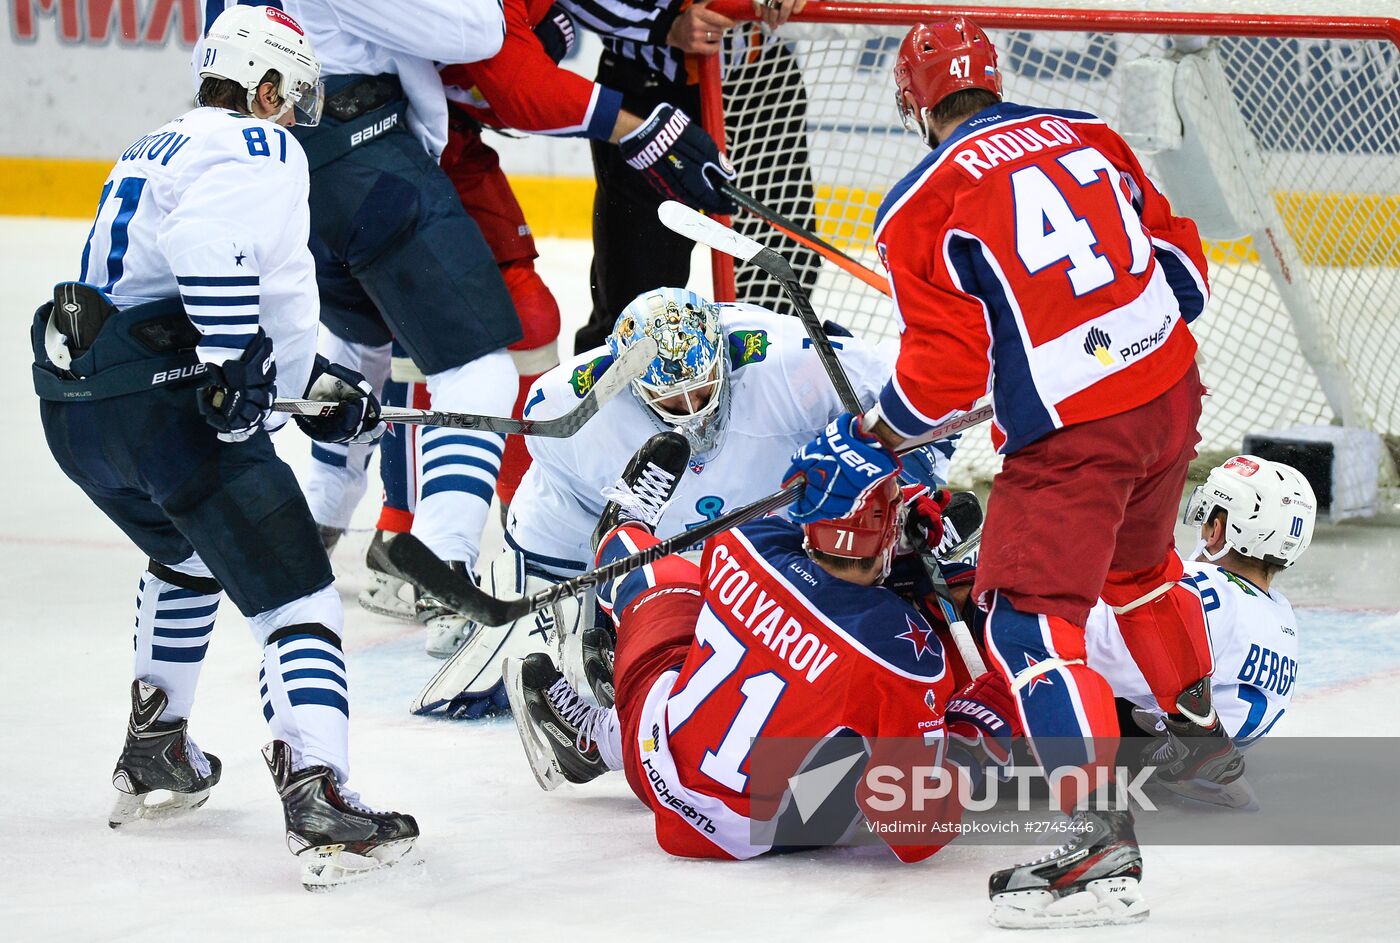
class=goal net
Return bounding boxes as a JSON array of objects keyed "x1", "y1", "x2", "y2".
[{"x1": 701, "y1": 1, "x2": 1400, "y2": 487}]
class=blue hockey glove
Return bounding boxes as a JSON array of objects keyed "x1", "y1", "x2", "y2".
[
  {"x1": 783, "y1": 412, "x2": 900, "y2": 523},
  {"x1": 619, "y1": 103, "x2": 736, "y2": 215},
  {"x1": 197, "y1": 329, "x2": 276, "y2": 443},
  {"x1": 293, "y1": 356, "x2": 383, "y2": 445},
  {"x1": 533, "y1": 4, "x2": 577, "y2": 64}
]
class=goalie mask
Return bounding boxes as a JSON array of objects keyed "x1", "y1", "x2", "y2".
[
  {"x1": 609, "y1": 288, "x2": 730, "y2": 454},
  {"x1": 1183, "y1": 455, "x2": 1317, "y2": 569},
  {"x1": 199, "y1": 5, "x2": 324, "y2": 127}
]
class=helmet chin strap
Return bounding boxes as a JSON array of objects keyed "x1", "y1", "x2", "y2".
[{"x1": 1192, "y1": 537, "x2": 1233, "y2": 563}]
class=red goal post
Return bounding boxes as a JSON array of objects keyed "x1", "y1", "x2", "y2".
[{"x1": 694, "y1": 2, "x2": 1400, "y2": 484}]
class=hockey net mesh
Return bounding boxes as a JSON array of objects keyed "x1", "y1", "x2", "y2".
[{"x1": 712, "y1": 5, "x2": 1400, "y2": 486}]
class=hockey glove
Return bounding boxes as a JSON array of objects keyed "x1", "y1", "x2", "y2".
[
  {"x1": 292, "y1": 356, "x2": 384, "y2": 445},
  {"x1": 899, "y1": 485, "x2": 951, "y2": 556},
  {"x1": 533, "y1": 4, "x2": 577, "y2": 64},
  {"x1": 619, "y1": 103, "x2": 736, "y2": 215},
  {"x1": 946, "y1": 670, "x2": 1020, "y2": 779},
  {"x1": 197, "y1": 329, "x2": 276, "y2": 443},
  {"x1": 783, "y1": 412, "x2": 900, "y2": 523}
]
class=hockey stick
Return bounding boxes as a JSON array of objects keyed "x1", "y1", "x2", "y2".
[
  {"x1": 387, "y1": 480, "x2": 805, "y2": 626},
  {"x1": 660, "y1": 200, "x2": 988, "y2": 676},
  {"x1": 270, "y1": 337, "x2": 656, "y2": 437},
  {"x1": 716, "y1": 181, "x2": 892, "y2": 297}
]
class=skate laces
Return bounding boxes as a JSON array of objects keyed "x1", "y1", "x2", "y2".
[
  {"x1": 185, "y1": 735, "x2": 212, "y2": 779},
  {"x1": 545, "y1": 676, "x2": 608, "y2": 753},
  {"x1": 601, "y1": 463, "x2": 677, "y2": 527}
]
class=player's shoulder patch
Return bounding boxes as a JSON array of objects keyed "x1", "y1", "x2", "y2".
[
  {"x1": 728, "y1": 328, "x2": 770, "y2": 367},
  {"x1": 569, "y1": 352, "x2": 616, "y2": 399}
]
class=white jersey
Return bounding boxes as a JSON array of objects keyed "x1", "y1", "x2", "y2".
[
  {"x1": 280, "y1": 0, "x2": 505, "y2": 157},
  {"x1": 79, "y1": 107, "x2": 319, "y2": 420},
  {"x1": 1086, "y1": 560, "x2": 1298, "y2": 745},
  {"x1": 507, "y1": 306, "x2": 915, "y2": 576}
]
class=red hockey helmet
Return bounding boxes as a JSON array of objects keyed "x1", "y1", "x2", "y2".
[
  {"x1": 803, "y1": 475, "x2": 906, "y2": 563},
  {"x1": 894, "y1": 17, "x2": 1003, "y2": 137}
]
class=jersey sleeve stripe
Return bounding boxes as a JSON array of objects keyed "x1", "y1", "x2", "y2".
[
  {"x1": 180, "y1": 293, "x2": 260, "y2": 307},
  {"x1": 175, "y1": 275, "x2": 260, "y2": 287},
  {"x1": 187, "y1": 313, "x2": 259, "y2": 326}
]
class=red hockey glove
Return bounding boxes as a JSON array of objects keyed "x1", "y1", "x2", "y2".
[{"x1": 946, "y1": 670, "x2": 1021, "y2": 769}]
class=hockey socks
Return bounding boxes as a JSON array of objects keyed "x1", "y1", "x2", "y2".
[{"x1": 132, "y1": 557, "x2": 222, "y2": 721}]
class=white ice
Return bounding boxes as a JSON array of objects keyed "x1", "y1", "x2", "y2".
[{"x1": 3, "y1": 219, "x2": 1399, "y2": 941}]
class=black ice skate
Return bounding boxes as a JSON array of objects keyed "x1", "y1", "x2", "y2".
[
  {"x1": 109, "y1": 680, "x2": 222, "y2": 827},
  {"x1": 358, "y1": 529, "x2": 417, "y2": 621},
  {"x1": 989, "y1": 808, "x2": 1148, "y2": 928},
  {"x1": 502, "y1": 652, "x2": 613, "y2": 791},
  {"x1": 1148, "y1": 677, "x2": 1254, "y2": 808},
  {"x1": 580, "y1": 623, "x2": 618, "y2": 709},
  {"x1": 590, "y1": 431, "x2": 692, "y2": 552},
  {"x1": 263, "y1": 740, "x2": 420, "y2": 891},
  {"x1": 937, "y1": 490, "x2": 983, "y2": 559}
]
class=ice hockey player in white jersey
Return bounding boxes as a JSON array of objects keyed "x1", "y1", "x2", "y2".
[
  {"x1": 32, "y1": 5, "x2": 417, "y2": 889},
  {"x1": 1086, "y1": 455, "x2": 1314, "y2": 747},
  {"x1": 412, "y1": 286, "x2": 950, "y2": 717}
]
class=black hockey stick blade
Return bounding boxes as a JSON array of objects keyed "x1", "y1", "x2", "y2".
[
  {"x1": 272, "y1": 336, "x2": 657, "y2": 436},
  {"x1": 388, "y1": 481, "x2": 805, "y2": 626},
  {"x1": 657, "y1": 201, "x2": 862, "y2": 413}
]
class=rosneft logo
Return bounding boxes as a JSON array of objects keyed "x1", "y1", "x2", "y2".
[{"x1": 1084, "y1": 326, "x2": 1114, "y2": 366}]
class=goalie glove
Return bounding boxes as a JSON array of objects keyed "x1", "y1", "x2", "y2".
[
  {"x1": 619, "y1": 103, "x2": 736, "y2": 215},
  {"x1": 411, "y1": 545, "x2": 587, "y2": 719},
  {"x1": 292, "y1": 356, "x2": 383, "y2": 445}
]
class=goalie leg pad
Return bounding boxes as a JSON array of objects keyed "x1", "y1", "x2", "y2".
[{"x1": 410, "y1": 545, "x2": 585, "y2": 718}]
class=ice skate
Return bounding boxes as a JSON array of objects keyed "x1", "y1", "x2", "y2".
[
  {"x1": 502, "y1": 653, "x2": 613, "y2": 791},
  {"x1": 413, "y1": 559, "x2": 475, "y2": 658},
  {"x1": 317, "y1": 524, "x2": 344, "y2": 554},
  {"x1": 1146, "y1": 679, "x2": 1254, "y2": 808},
  {"x1": 590, "y1": 431, "x2": 692, "y2": 551},
  {"x1": 263, "y1": 740, "x2": 420, "y2": 891},
  {"x1": 988, "y1": 808, "x2": 1148, "y2": 928},
  {"x1": 580, "y1": 623, "x2": 617, "y2": 709},
  {"x1": 358, "y1": 529, "x2": 417, "y2": 621},
  {"x1": 109, "y1": 680, "x2": 222, "y2": 827}
]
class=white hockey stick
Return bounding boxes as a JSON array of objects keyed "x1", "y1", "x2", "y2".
[{"x1": 273, "y1": 337, "x2": 657, "y2": 437}]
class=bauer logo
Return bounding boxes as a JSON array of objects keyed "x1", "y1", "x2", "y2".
[
  {"x1": 1083, "y1": 326, "x2": 1114, "y2": 366},
  {"x1": 569, "y1": 354, "x2": 612, "y2": 398}
]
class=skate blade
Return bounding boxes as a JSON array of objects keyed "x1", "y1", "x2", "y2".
[
  {"x1": 1159, "y1": 773, "x2": 1259, "y2": 810},
  {"x1": 410, "y1": 621, "x2": 511, "y2": 715},
  {"x1": 990, "y1": 878, "x2": 1149, "y2": 929},
  {"x1": 502, "y1": 657, "x2": 566, "y2": 792},
  {"x1": 358, "y1": 573, "x2": 417, "y2": 622},
  {"x1": 299, "y1": 838, "x2": 421, "y2": 891},
  {"x1": 108, "y1": 785, "x2": 211, "y2": 828}
]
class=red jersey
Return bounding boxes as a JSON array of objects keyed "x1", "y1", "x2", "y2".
[
  {"x1": 439, "y1": 0, "x2": 621, "y2": 140},
  {"x1": 871, "y1": 102, "x2": 1210, "y2": 454},
  {"x1": 630, "y1": 518, "x2": 956, "y2": 862}
]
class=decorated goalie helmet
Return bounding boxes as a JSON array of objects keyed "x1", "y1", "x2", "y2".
[
  {"x1": 803, "y1": 474, "x2": 908, "y2": 580},
  {"x1": 609, "y1": 287, "x2": 730, "y2": 454},
  {"x1": 1183, "y1": 455, "x2": 1317, "y2": 569},
  {"x1": 199, "y1": 4, "x2": 324, "y2": 127},
  {"x1": 894, "y1": 17, "x2": 1002, "y2": 143}
]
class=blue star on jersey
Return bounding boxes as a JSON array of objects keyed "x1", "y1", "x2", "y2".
[{"x1": 1022, "y1": 654, "x2": 1055, "y2": 692}]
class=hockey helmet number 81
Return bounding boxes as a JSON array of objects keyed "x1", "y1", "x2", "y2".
[
  {"x1": 609, "y1": 287, "x2": 726, "y2": 425},
  {"x1": 200, "y1": 5, "x2": 325, "y2": 127},
  {"x1": 1183, "y1": 454, "x2": 1317, "y2": 568}
]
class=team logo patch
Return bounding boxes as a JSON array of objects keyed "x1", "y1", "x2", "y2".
[
  {"x1": 569, "y1": 354, "x2": 613, "y2": 398},
  {"x1": 924, "y1": 688, "x2": 938, "y2": 714},
  {"x1": 1083, "y1": 326, "x2": 1114, "y2": 366},
  {"x1": 728, "y1": 329, "x2": 770, "y2": 366},
  {"x1": 1022, "y1": 654, "x2": 1054, "y2": 693},
  {"x1": 896, "y1": 614, "x2": 938, "y2": 662}
]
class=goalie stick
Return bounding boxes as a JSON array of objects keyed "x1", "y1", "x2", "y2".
[
  {"x1": 716, "y1": 180, "x2": 892, "y2": 297},
  {"x1": 271, "y1": 337, "x2": 658, "y2": 437},
  {"x1": 387, "y1": 397, "x2": 992, "y2": 630},
  {"x1": 659, "y1": 200, "x2": 988, "y2": 675}
]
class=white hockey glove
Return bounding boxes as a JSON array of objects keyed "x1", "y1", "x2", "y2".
[{"x1": 410, "y1": 545, "x2": 586, "y2": 719}]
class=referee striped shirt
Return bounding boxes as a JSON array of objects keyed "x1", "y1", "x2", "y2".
[{"x1": 558, "y1": 0, "x2": 686, "y2": 82}]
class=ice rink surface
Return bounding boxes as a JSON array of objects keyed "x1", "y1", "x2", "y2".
[{"x1": 4, "y1": 218, "x2": 1400, "y2": 941}]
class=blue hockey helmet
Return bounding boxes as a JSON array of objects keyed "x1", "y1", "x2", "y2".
[{"x1": 609, "y1": 287, "x2": 726, "y2": 425}]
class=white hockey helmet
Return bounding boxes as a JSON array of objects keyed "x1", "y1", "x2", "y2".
[
  {"x1": 608, "y1": 287, "x2": 727, "y2": 425},
  {"x1": 1183, "y1": 455, "x2": 1317, "y2": 568},
  {"x1": 199, "y1": 4, "x2": 324, "y2": 126}
]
